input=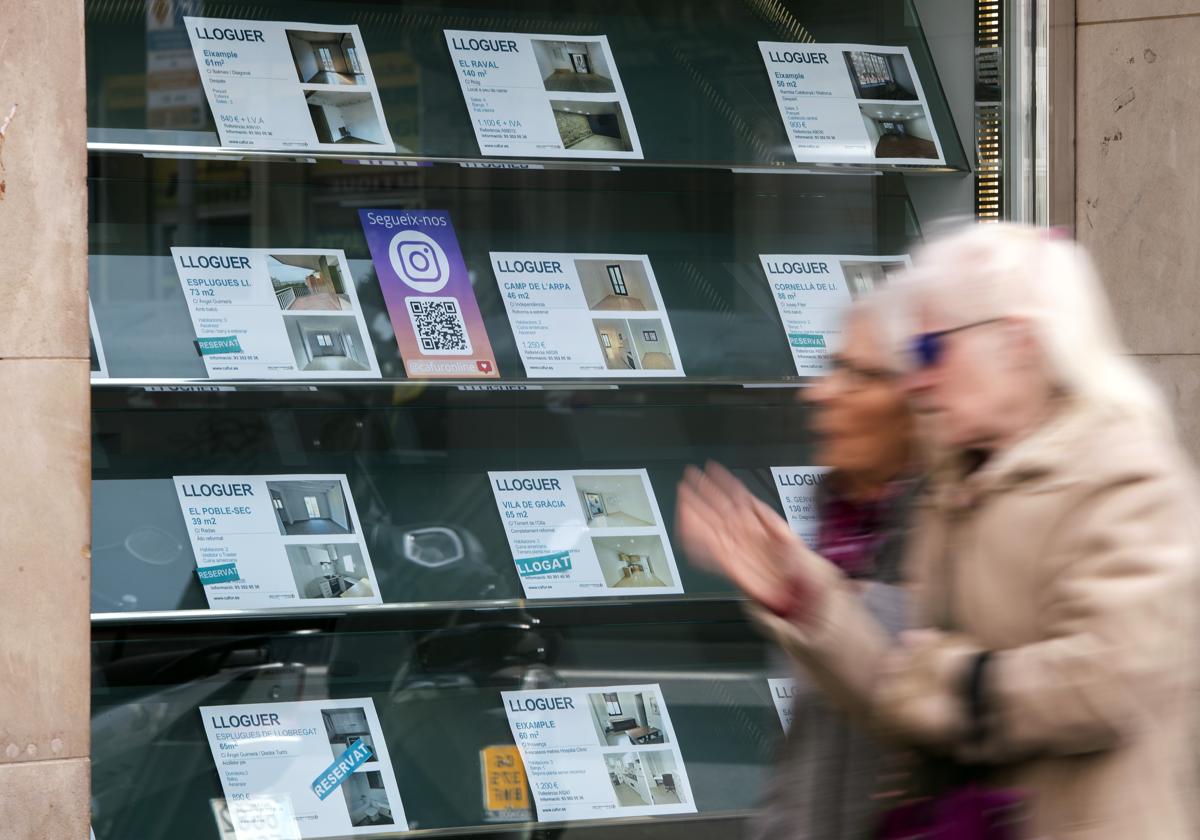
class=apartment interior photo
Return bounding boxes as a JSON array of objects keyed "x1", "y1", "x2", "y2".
[
  {"x1": 603, "y1": 750, "x2": 682, "y2": 807},
  {"x1": 843, "y1": 50, "x2": 918, "y2": 101},
  {"x1": 593, "y1": 319, "x2": 675, "y2": 371},
  {"x1": 551, "y1": 100, "x2": 633, "y2": 152},
  {"x1": 859, "y1": 103, "x2": 938, "y2": 159},
  {"x1": 342, "y1": 771, "x2": 393, "y2": 827},
  {"x1": 592, "y1": 535, "x2": 673, "y2": 588},
  {"x1": 305, "y1": 91, "x2": 388, "y2": 145},
  {"x1": 577, "y1": 259, "x2": 655, "y2": 312},
  {"x1": 839, "y1": 259, "x2": 907, "y2": 296},
  {"x1": 321, "y1": 707, "x2": 379, "y2": 762},
  {"x1": 287, "y1": 29, "x2": 368, "y2": 85},
  {"x1": 589, "y1": 690, "x2": 668, "y2": 747},
  {"x1": 269, "y1": 253, "x2": 353, "y2": 311},
  {"x1": 573, "y1": 474, "x2": 656, "y2": 528},
  {"x1": 268, "y1": 479, "x2": 354, "y2": 536},
  {"x1": 284, "y1": 314, "x2": 372, "y2": 372},
  {"x1": 640, "y1": 751, "x2": 684, "y2": 805},
  {"x1": 532, "y1": 39, "x2": 615, "y2": 93},
  {"x1": 286, "y1": 544, "x2": 375, "y2": 599}
]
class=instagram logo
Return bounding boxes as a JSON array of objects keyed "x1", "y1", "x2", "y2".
[{"x1": 388, "y1": 230, "x2": 451, "y2": 293}]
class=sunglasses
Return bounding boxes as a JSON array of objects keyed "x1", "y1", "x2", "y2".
[{"x1": 910, "y1": 318, "x2": 1004, "y2": 369}]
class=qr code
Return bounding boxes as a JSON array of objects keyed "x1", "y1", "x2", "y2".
[{"x1": 406, "y1": 297, "x2": 473, "y2": 355}]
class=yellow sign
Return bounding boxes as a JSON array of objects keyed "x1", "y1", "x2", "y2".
[{"x1": 480, "y1": 745, "x2": 531, "y2": 819}]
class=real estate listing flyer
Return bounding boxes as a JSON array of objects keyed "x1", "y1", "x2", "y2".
[
  {"x1": 184, "y1": 17, "x2": 393, "y2": 152},
  {"x1": 770, "y1": 466, "x2": 828, "y2": 544},
  {"x1": 759, "y1": 43, "x2": 945, "y2": 165},
  {"x1": 445, "y1": 30, "x2": 643, "y2": 159},
  {"x1": 501, "y1": 684, "x2": 696, "y2": 821},
  {"x1": 359, "y1": 209, "x2": 499, "y2": 379},
  {"x1": 488, "y1": 469, "x2": 683, "y2": 598},
  {"x1": 89, "y1": 299, "x2": 109, "y2": 380},
  {"x1": 491, "y1": 253, "x2": 683, "y2": 377},
  {"x1": 173, "y1": 474, "x2": 382, "y2": 609},
  {"x1": 768, "y1": 678, "x2": 796, "y2": 732},
  {"x1": 200, "y1": 698, "x2": 406, "y2": 837},
  {"x1": 760, "y1": 254, "x2": 910, "y2": 374},
  {"x1": 171, "y1": 247, "x2": 381, "y2": 380}
]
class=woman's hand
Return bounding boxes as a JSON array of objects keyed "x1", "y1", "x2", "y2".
[{"x1": 675, "y1": 461, "x2": 828, "y2": 620}]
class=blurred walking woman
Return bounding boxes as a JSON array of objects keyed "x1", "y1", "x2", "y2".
[
  {"x1": 749, "y1": 298, "x2": 918, "y2": 840},
  {"x1": 681, "y1": 224, "x2": 1199, "y2": 839}
]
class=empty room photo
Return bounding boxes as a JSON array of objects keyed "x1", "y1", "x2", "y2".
[
  {"x1": 532, "y1": 39, "x2": 615, "y2": 93},
  {"x1": 305, "y1": 90, "x2": 389, "y2": 145},
  {"x1": 551, "y1": 100, "x2": 633, "y2": 152},
  {"x1": 342, "y1": 771, "x2": 394, "y2": 827},
  {"x1": 286, "y1": 544, "x2": 375, "y2": 599},
  {"x1": 269, "y1": 253, "x2": 353, "y2": 311},
  {"x1": 321, "y1": 707, "x2": 379, "y2": 763},
  {"x1": 268, "y1": 479, "x2": 355, "y2": 536},
  {"x1": 588, "y1": 689, "x2": 669, "y2": 746},
  {"x1": 287, "y1": 29, "x2": 368, "y2": 85},
  {"x1": 593, "y1": 319, "x2": 676, "y2": 371},
  {"x1": 283, "y1": 314, "x2": 372, "y2": 372},
  {"x1": 576, "y1": 259, "x2": 656, "y2": 312},
  {"x1": 859, "y1": 104, "x2": 938, "y2": 160},
  {"x1": 839, "y1": 258, "x2": 908, "y2": 296},
  {"x1": 843, "y1": 50, "x2": 918, "y2": 101},
  {"x1": 592, "y1": 535, "x2": 674, "y2": 589},
  {"x1": 573, "y1": 474, "x2": 657, "y2": 528}
]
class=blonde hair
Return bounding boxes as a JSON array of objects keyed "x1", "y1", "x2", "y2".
[{"x1": 897, "y1": 222, "x2": 1171, "y2": 434}]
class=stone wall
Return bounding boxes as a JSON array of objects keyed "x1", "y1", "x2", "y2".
[
  {"x1": 0, "y1": 0, "x2": 92, "y2": 837},
  {"x1": 1075, "y1": 1, "x2": 1200, "y2": 455}
]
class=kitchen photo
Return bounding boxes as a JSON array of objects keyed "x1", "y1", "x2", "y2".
[
  {"x1": 267, "y1": 479, "x2": 355, "y2": 537},
  {"x1": 286, "y1": 544, "x2": 375, "y2": 599},
  {"x1": 573, "y1": 473, "x2": 657, "y2": 528},
  {"x1": 321, "y1": 706, "x2": 379, "y2": 763},
  {"x1": 587, "y1": 689, "x2": 669, "y2": 746}
]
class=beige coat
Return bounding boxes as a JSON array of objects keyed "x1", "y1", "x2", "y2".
[{"x1": 756, "y1": 404, "x2": 1200, "y2": 839}]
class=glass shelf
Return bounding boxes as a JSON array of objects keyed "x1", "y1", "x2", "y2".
[
  {"x1": 91, "y1": 609, "x2": 777, "y2": 839},
  {"x1": 92, "y1": 386, "x2": 812, "y2": 616},
  {"x1": 85, "y1": 0, "x2": 968, "y2": 172},
  {"x1": 89, "y1": 151, "x2": 921, "y2": 381}
]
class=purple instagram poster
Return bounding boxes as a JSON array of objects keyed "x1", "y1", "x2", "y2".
[{"x1": 358, "y1": 209, "x2": 499, "y2": 378}]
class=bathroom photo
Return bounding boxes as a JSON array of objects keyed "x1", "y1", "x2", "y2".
[
  {"x1": 572, "y1": 473, "x2": 657, "y2": 528},
  {"x1": 592, "y1": 535, "x2": 674, "y2": 589},
  {"x1": 588, "y1": 689, "x2": 669, "y2": 746},
  {"x1": 341, "y1": 771, "x2": 394, "y2": 827},
  {"x1": 286, "y1": 544, "x2": 374, "y2": 599}
]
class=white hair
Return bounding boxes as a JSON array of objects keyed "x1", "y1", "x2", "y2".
[{"x1": 896, "y1": 221, "x2": 1171, "y2": 434}]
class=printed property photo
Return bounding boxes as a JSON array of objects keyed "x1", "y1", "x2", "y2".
[{"x1": 603, "y1": 750, "x2": 686, "y2": 807}]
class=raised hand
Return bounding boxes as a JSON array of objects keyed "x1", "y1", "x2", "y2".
[{"x1": 675, "y1": 461, "x2": 828, "y2": 619}]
